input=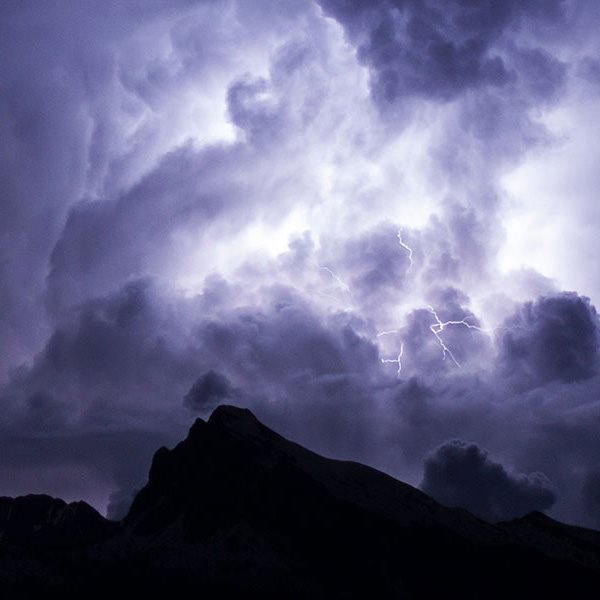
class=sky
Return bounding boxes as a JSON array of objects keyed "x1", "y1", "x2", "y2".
[{"x1": 1, "y1": 0, "x2": 600, "y2": 527}]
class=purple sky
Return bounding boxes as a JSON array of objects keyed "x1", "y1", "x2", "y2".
[{"x1": 2, "y1": 0, "x2": 600, "y2": 526}]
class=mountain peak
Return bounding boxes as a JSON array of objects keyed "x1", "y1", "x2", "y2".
[
  {"x1": 3, "y1": 406, "x2": 600, "y2": 596},
  {"x1": 210, "y1": 403, "x2": 256, "y2": 420},
  {"x1": 182, "y1": 405, "x2": 272, "y2": 447},
  {"x1": 208, "y1": 404, "x2": 259, "y2": 427},
  {"x1": 126, "y1": 404, "x2": 494, "y2": 542}
]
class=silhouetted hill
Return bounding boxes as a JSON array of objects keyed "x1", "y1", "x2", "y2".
[
  {"x1": 1, "y1": 405, "x2": 599, "y2": 598},
  {"x1": 0, "y1": 495, "x2": 114, "y2": 548}
]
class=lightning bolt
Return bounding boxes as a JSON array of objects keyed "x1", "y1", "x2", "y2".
[
  {"x1": 319, "y1": 266, "x2": 352, "y2": 296},
  {"x1": 397, "y1": 228, "x2": 413, "y2": 273},
  {"x1": 378, "y1": 329, "x2": 405, "y2": 377},
  {"x1": 427, "y1": 305, "x2": 488, "y2": 369},
  {"x1": 380, "y1": 227, "x2": 496, "y2": 374},
  {"x1": 378, "y1": 228, "x2": 413, "y2": 375},
  {"x1": 381, "y1": 342, "x2": 404, "y2": 376},
  {"x1": 377, "y1": 329, "x2": 399, "y2": 337}
]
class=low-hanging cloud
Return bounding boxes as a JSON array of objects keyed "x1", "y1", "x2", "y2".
[
  {"x1": 421, "y1": 439, "x2": 558, "y2": 522},
  {"x1": 184, "y1": 370, "x2": 238, "y2": 412}
]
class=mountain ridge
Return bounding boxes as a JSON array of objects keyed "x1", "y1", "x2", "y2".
[{"x1": 1, "y1": 404, "x2": 599, "y2": 598}]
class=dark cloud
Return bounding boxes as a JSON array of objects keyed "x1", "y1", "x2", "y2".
[
  {"x1": 359, "y1": 13, "x2": 509, "y2": 104},
  {"x1": 184, "y1": 370, "x2": 237, "y2": 412},
  {"x1": 509, "y1": 45, "x2": 566, "y2": 104},
  {"x1": 421, "y1": 439, "x2": 558, "y2": 521},
  {"x1": 499, "y1": 293, "x2": 599, "y2": 387},
  {"x1": 2, "y1": 280, "x2": 201, "y2": 431},
  {"x1": 318, "y1": 0, "x2": 566, "y2": 105},
  {"x1": 194, "y1": 288, "x2": 380, "y2": 389}
]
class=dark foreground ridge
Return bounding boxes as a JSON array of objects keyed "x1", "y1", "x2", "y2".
[{"x1": 2, "y1": 405, "x2": 600, "y2": 598}]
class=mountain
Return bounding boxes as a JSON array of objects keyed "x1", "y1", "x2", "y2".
[
  {"x1": 0, "y1": 495, "x2": 114, "y2": 548},
  {"x1": 1, "y1": 405, "x2": 599, "y2": 598}
]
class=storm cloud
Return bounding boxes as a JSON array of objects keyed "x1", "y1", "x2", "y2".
[
  {"x1": 499, "y1": 292, "x2": 599, "y2": 387},
  {"x1": 318, "y1": 0, "x2": 566, "y2": 104},
  {"x1": 184, "y1": 370, "x2": 238, "y2": 412},
  {"x1": 1, "y1": 0, "x2": 600, "y2": 529},
  {"x1": 421, "y1": 440, "x2": 557, "y2": 521}
]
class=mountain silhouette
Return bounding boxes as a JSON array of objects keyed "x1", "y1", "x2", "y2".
[{"x1": 2, "y1": 405, "x2": 600, "y2": 598}]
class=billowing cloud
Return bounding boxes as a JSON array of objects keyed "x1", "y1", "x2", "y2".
[
  {"x1": 2, "y1": 280, "x2": 200, "y2": 430},
  {"x1": 184, "y1": 370, "x2": 237, "y2": 411},
  {"x1": 498, "y1": 292, "x2": 599, "y2": 387},
  {"x1": 421, "y1": 440, "x2": 557, "y2": 522},
  {"x1": 317, "y1": 0, "x2": 566, "y2": 105},
  {"x1": 1, "y1": 0, "x2": 600, "y2": 532}
]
